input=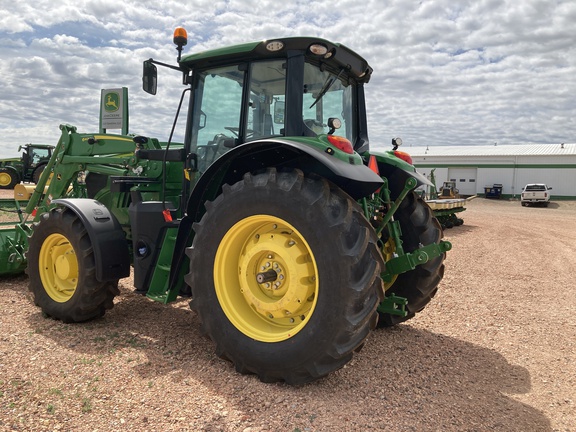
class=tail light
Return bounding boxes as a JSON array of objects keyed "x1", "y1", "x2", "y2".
[
  {"x1": 393, "y1": 150, "x2": 413, "y2": 165},
  {"x1": 327, "y1": 135, "x2": 354, "y2": 154}
]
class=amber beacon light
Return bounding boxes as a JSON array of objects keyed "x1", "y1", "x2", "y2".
[{"x1": 173, "y1": 27, "x2": 188, "y2": 61}]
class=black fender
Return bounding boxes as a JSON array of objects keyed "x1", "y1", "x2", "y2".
[
  {"x1": 379, "y1": 165, "x2": 431, "y2": 199},
  {"x1": 187, "y1": 138, "x2": 383, "y2": 221},
  {"x1": 52, "y1": 199, "x2": 130, "y2": 281},
  {"x1": 366, "y1": 150, "x2": 432, "y2": 190},
  {"x1": 1, "y1": 166, "x2": 20, "y2": 179},
  {"x1": 394, "y1": 165, "x2": 431, "y2": 188}
]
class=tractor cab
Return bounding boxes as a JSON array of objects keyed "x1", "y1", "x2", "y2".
[
  {"x1": 143, "y1": 32, "x2": 374, "y2": 176},
  {"x1": 23, "y1": 145, "x2": 52, "y2": 169},
  {"x1": 16, "y1": 144, "x2": 54, "y2": 183}
]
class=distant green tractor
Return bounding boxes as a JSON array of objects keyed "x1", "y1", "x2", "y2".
[{"x1": 0, "y1": 144, "x2": 54, "y2": 189}]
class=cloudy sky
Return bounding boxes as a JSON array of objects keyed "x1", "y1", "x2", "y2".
[{"x1": 0, "y1": 0, "x2": 574, "y2": 158}]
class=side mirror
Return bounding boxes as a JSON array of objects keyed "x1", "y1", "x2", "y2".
[
  {"x1": 199, "y1": 111, "x2": 206, "y2": 130},
  {"x1": 143, "y1": 60, "x2": 157, "y2": 95},
  {"x1": 274, "y1": 100, "x2": 285, "y2": 124}
]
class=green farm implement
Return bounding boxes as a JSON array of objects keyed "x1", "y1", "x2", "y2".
[
  {"x1": 425, "y1": 168, "x2": 475, "y2": 229},
  {"x1": 426, "y1": 199, "x2": 467, "y2": 229},
  {"x1": 0, "y1": 198, "x2": 28, "y2": 275},
  {"x1": 0, "y1": 29, "x2": 451, "y2": 384}
]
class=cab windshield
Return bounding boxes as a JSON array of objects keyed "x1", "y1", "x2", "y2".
[{"x1": 302, "y1": 62, "x2": 354, "y2": 141}]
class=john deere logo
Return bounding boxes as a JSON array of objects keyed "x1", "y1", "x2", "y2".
[{"x1": 104, "y1": 92, "x2": 119, "y2": 112}]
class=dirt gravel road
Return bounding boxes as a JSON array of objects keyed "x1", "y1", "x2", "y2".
[{"x1": 0, "y1": 192, "x2": 574, "y2": 431}]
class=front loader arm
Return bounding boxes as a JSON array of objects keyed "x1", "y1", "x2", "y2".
[{"x1": 25, "y1": 124, "x2": 142, "y2": 220}]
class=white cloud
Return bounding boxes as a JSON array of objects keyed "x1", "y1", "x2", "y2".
[{"x1": 0, "y1": 0, "x2": 574, "y2": 158}]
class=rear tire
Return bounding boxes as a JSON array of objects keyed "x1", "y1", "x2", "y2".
[
  {"x1": 27, "y1": 207, "x2": 119, "y2": 323},
  {"x1": 187, "y1": 168, "x2": 384, "y2": 384},
  {"x1": 0, "y1": 167, "x2": 19, "y2": 189},
  {"x1": 378, "y1": 191, "x2": 445, "y2": 327},
  {"x1": 33, "y1": 164, "x2": 46, "y2": 184}
]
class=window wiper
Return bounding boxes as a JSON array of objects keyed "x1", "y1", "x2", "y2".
[{"x1": 309, "y1": 67, "x2": 346, "y2": 109}]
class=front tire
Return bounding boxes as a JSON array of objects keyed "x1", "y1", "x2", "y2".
[
  {"x1": 378, "y1": 191, "x2": 445, "y2": 327},
  {"x1": 27, "y1": 207, "x2": 120, "y2": 323},
  {"x1": 187, "y1": 169, "x2": 384, "y2": 384}
]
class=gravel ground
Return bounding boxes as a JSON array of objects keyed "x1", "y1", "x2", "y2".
[{"x1": 0, "y1": 188, "x2": 575, "y2": 431}]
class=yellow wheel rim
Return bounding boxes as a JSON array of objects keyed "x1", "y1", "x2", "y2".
[
  {"x1": 215, "y1": 215, "x2": 319, "y2": 342},
  {"x1": 0, "y1": 172, "x2": 12, "y2": 187},
  {"x1": 382, "y1": 238, "x2": 398, "y2": 290},
  {"x1": 39, "y1": 233, "x2": 78, "y2": 303}
]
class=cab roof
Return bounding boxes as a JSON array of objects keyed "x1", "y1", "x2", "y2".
[
  {"x1": 22, "y1": 144, "x2": 54, "y2": 149},
  {"x1": 179, "y1": 37, "x2": 373, "y2": 83}
]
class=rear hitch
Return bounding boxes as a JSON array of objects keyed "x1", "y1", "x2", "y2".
[
  {"x1": 377, "y1": 293, "x2": 408, "y2": 317},
  {"x1": 381, "y1": 240, "x2": 452, "y2": 283}
]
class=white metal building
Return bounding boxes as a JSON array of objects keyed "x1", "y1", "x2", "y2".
[{"x1": 406, "y1": 143, "x2": 576, "y2": 199}]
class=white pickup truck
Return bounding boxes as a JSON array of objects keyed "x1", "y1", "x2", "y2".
[{"x1": 521, "y1": 184, "x2": 552, "y2": 207}]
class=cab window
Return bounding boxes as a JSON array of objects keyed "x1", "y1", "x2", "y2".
[
  {"x1": 191, "y1": 64, "x2": 245, "y2": 172},
  {"x1": 245, "y1": 60, "x2": 287, "y2": 140}
]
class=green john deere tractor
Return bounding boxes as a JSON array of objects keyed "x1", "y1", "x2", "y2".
[
  {"x1": 4, "y1": 29, "x2": 451, "y2": 384},
  {"x1": 0, "y1": 144, "x2": 54, "y2": 189}
]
